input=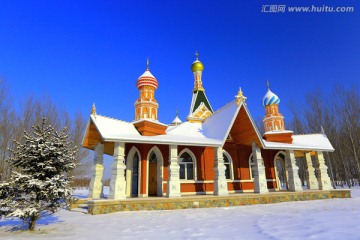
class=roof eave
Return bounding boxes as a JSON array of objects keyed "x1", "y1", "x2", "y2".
[
  {"x1": 102, "y1": 136, "x2": 222, "y2": 147},
  {"x1": 81, "y1": 118, "x2": 91, "y2": 146},
  {"x1": 262, "y1": 144, "x2": 335, "y2": 152},
  {"x1": 89, "y1": 115, "x2": 106, "y2": 141}
]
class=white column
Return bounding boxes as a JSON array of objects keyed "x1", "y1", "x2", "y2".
[
  {"x1": 305, "y1": 152, "x2": 318, "y2": 190},
  {"x1": 315, "y1": 151, "x2": 333, "y2": 190},
  {"x1": 285, "y1": 150, "x2": 303, "y2": 192},
  {"x1": 108, "y1": 142, "x2": 127, "y2": 199},
  {"x1": 88, "y1": 143, "x2": 104, "y2": 198},
  {"x1": 252, "y1": 142, "x2": 269, "y2": 194},
  {"x1": 214, "y1": 147, "x2": 228, "y2": 196},
  {"x1": 167, "y1": 145, "x2": 181, "y2": 198}
]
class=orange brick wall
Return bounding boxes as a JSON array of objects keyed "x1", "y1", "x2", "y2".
[{"x1": 125, "y1": 143, "x2": 278, "y2": 194}]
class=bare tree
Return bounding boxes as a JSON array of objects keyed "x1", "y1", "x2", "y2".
[
  {"x1": 0, "y1": 79, "x2": 18, "y2": 181},
  {"x1": 0, "y1": 84, "x2": 91, "y2": 180},
  {"x1": 288, "y1": 84, "x2": 360, "y2": 187}
]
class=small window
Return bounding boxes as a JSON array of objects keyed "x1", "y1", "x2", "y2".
[
  {"x1": 249, "y1": 153, "x2": 256, "y2": 179},
  {"x1": 223, "y1": 153, "x2": 231, "y2": 179},
  {"x1": 179, "y1": 152, "x2": 194, "y2": 180}
]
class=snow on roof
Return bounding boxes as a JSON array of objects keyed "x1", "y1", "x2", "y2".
[
  {"x1": 132, "y1": 118, "x2": 168, "y2": 127},
  {"x1": 149, "y1": 121, "x2": 221, "y2": 146},
  {"x1": 202, "y1": 100, "x2": 239, "y2": 143},
  {"x1": 263, "y1": 134, "x2": 334, "y2": 152},
  {"x1": 138, "y1": 69, "x2": 155, "y2": 79},
  {"x1": 171, "y1": 115, "x2": 182, "y2": 125},
  {"x1": 89, "y1": 104, "x2": 334, "y2": 151},
  {"x1": 264, "y1": 130, "x2": 294, "y2": 135},
  {"x1": 91, "y1": 115, "x2": 140, "y2": 140},
  {"x1": 91, "y1": 114, "x2": 222, "y2": 146}
]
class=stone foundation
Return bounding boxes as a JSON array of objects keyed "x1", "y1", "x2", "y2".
[
  {"x1": 70, "y1": 198, "x2": 89, "y2": 209},
  {"x1": 75, "y1": 190, "x2": 351, "y2": 215}
]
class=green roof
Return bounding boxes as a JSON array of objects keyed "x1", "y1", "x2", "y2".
[{"x1": 192, "y1": 91, "x2": 213, "y2": 113}]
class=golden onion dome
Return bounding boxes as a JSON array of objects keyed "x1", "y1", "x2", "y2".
[{"x1": 191, "y1": 52, "x2": 204, "y2": 72}]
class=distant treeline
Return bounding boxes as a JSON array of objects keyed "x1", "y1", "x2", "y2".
[{"x1": 0, "y1": 79, "x2": 91, "y2": 182}]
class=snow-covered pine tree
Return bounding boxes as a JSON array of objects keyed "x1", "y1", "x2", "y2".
[{"x1": 0, "y1": 118, "x2": 77, "y2": 230}]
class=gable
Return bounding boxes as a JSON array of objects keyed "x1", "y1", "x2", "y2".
[
  {"x1": 192, "y1": 91, "x2": 213, "y2": 113},
  {"x1": 82, "y1": 120, "x2": 103, "y2": 150},
  {"x1": 229, "y1": 107, "x2": 263, "y2": 147},
  {"x1": 192, "y1": 102, "x2": 212, "y2": 119}
]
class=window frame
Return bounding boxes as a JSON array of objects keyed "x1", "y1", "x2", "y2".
[
  {"x1": 178, "y1": 149, "x2": 197, "y2": 181},
  {"x1": 222, "y1": 150, "x2": 233, "y2": 180}
]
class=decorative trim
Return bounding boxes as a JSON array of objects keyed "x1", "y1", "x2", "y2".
[{"x1": 178, "y1": 148, "x2": 197, "y2": 180}]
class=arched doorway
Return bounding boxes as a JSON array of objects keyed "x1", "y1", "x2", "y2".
[
  {"x1": 274, "y1": 151, "x2": 288, "y2": 190},
  {"x1": 147, "y1": 146, "x2": 164, "y2": 197},
  {"x1": 131, "y1": 152, "x2": 139, "y2": 196},
  {"x1": 126, "y1": 147, "x2": 141, "y2": 197},
  {"x1": 148, "y1": 152, "x2": 157, "y2": 196}
]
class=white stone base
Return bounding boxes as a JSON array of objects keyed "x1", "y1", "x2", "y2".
[
  {"x1": 88, "y1": 164, "x2": 104, "y2": 198},
  {"x1": 252, "y1": 143, "x2": 269, "y2": 194},
  {"x1": 285, "y1": 150, "x2": 303, "y2": 192},
  {"x1": 315, "y1": 152, "x2": 333, "y2": 190},
  {"x1": 167, "y1": 145, "x2": 181, "y2": 198},
  {"x1": 167, "y1": 180, "x2": 181, "y2": 198},
  {"x1": 108, "y1": 142, "x2": 127, "y2": 200},
  {"x1": 214, "y1": 180, "x2": 229, "y2": 196}
]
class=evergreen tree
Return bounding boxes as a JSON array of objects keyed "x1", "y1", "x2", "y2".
[{"x1": 0, "y1": 118, "x2": 77, "y2": 230}]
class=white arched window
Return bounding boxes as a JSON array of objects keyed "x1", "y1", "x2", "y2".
[
  {"x1": 179, "y1": 149, "x2": 196, "y2": 180},
  {"x1": 249, "y1": 153, "x2": 256, "y2": 179},
  {"x1": 223, "y1": 151, "x2": 233, "y2": 180}
]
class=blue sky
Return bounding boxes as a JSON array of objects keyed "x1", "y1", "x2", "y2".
[{"x1": 0, "y1": 0, "x2": 359, "y2": 126}]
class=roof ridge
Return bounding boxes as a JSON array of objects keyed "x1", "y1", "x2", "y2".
[
  {"x1": 207, "y1": 99, "x2": 237, "y2": 118},
  {"x1": 95, "y1": 114, "x2": 129, "y2": 123},
  {"x1": 293, "y1": 133, "x2": 323, "y2": 136}
]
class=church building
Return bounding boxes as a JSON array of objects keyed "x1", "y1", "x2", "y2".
[{"x1": 82, "y1": 53, "x2": 334, "y2": 199}]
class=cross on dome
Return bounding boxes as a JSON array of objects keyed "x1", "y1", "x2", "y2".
[
  {"x1": 136, "y1": 58, "x2": 158, "y2": 90},
  {"x1": 191, "y1": 51, "x2": 204, "y2": 72}
]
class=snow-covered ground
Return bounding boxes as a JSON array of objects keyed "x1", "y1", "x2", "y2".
[{"x1": 1, "y1": 188, "x2": 360, "y2": 240}]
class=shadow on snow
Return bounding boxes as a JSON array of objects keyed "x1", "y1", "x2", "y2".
[{"x1": 0, "y1": 213, "x2": 63, "y2": 232}]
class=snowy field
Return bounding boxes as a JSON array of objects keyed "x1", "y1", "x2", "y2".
[{"x1": 1, "y1": 188, "x2": 360, "y2": 240}]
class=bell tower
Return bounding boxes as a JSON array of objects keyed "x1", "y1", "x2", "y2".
[
  {"x1": 262, "y1": 81, "x2": 284, "y2": 132},
  {"x1": 262, "y1": 81, "x2": 293, "y2": 143},
  {"x1": 133, "y1": 59, "x2": 167, "y2": 136},
  {"x1": 134, "y1": 59, "x2": 159, "y2": 121},
  {"x1": 187, "y1": 52, "x2": 213, "y2": 122}
]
